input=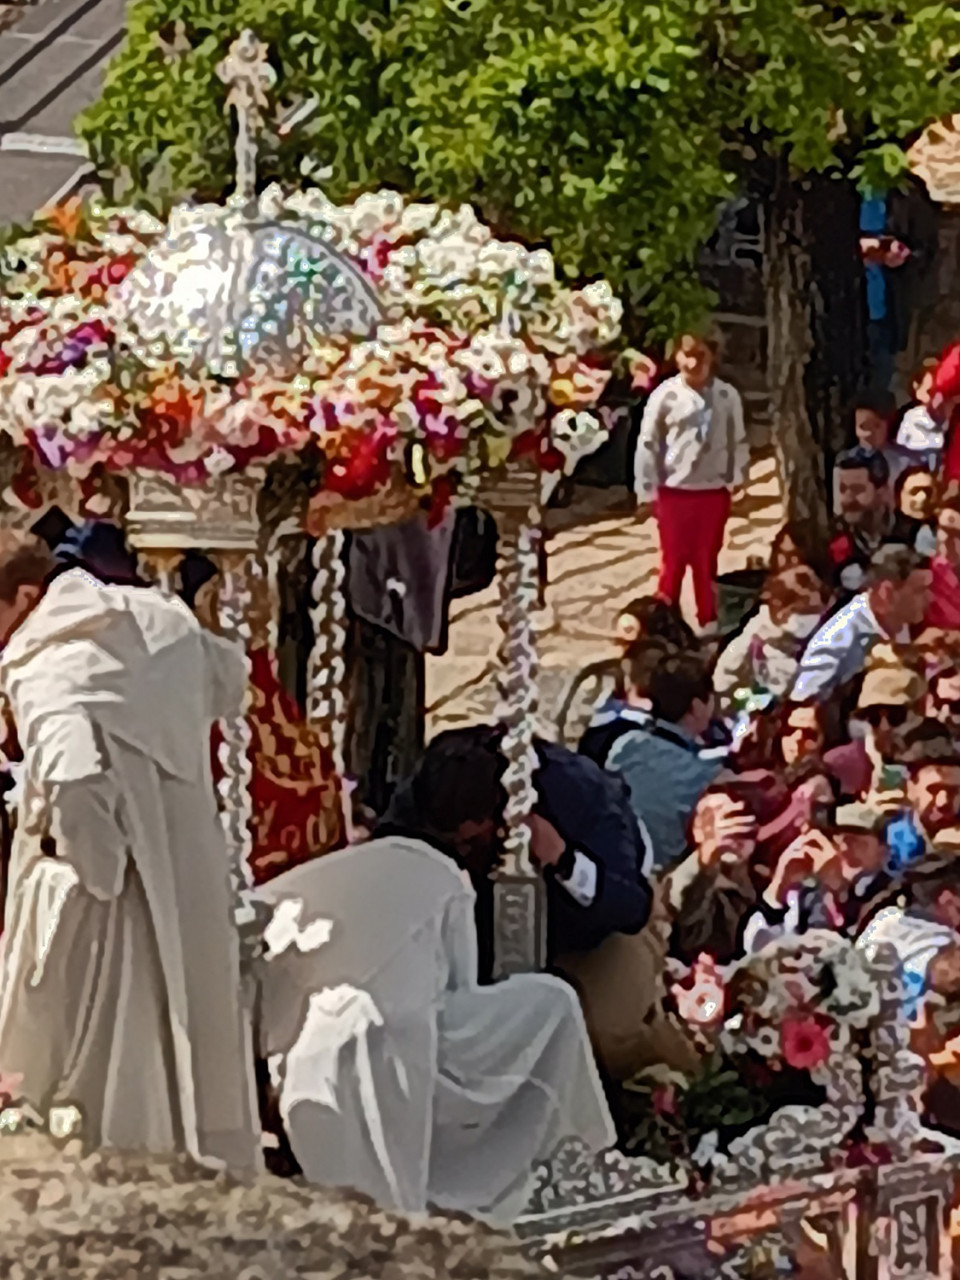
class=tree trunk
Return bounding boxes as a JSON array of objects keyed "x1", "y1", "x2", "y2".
[{"x1": 765, "y1": 173, "x2": 828, "y2": 535}]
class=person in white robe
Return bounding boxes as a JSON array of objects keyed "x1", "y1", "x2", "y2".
[
  {"x1": 0, "y1": 531, "x2": 260, "y2": 1172},
  {"x1": 255, "y1": 732, "x2": 614, "y2": 1224}
]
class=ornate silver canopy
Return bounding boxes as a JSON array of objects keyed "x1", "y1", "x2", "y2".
[
  {"x1": 110, "y1": 29, "x2": 382, "y2": 379},
  {"x1": 112, "y1": 204, "x2": 382, "y2": 378}
]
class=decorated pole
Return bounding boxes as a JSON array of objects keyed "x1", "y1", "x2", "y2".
[
  {"x1": 485, "y1": 465, "x2": 547, "y2": 977},
  {"x1": 215, "y1": 550, "x2": 258, "y2": 908},
  {"x1": 306, "y1": 528, "x2": 351, "y2": 833}
]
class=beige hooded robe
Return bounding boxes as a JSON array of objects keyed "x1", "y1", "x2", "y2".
[{"x1": 0, "y1": 569, "x2": 260, "y2": 1171}]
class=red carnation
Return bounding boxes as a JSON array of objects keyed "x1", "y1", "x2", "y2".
[
  {"x1": 510, "y1": 429, "x2": 541, "y2": 462},
  {"x1": 0, "y1": 1072, "x2": 22, "y2": 1107},
  {"x1": 829, "y1": 533, "x2": 854, "y2": 565},
  {"x1": 539, "y1": 443, "x2": 565, "y2": 473},
  {"x1": 106, "y1": 258, "x2": 133, "y2": 284},
  {"x1": 413, "y1": 377, "x2": 444, "y2": 420},
  {"x1": 509, "y1": 428, "x2": 565, "y2": 473},
  {"x1": 780, "y1": 1015, "x2": 831, "y2": 1071},
  {"x1": 651, "y1": 1084, "x2": 678, "y2": 1117},
  {"x1": 325, "y1": 433, "x2": 392, "y2": 500}
]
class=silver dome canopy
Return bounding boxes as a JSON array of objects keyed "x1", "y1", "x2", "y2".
[
  {"x1": 109, "y1": 29, "x2": 382, "y2": 380},
  {"x1": 111, "y1": 198, "x2": 382, "y2": 379}
]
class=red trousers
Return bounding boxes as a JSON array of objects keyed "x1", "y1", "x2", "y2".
[{"x1": 655, "y1": 486, "x2": 731, "y2": 626}]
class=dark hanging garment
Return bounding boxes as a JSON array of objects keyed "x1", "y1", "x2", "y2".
[
  {"x1": 448, "y1": 507, "x2": 498, "y2": 601},
  {"x1": 345, "y1": 616, "x2": 425, "y2": 818}
]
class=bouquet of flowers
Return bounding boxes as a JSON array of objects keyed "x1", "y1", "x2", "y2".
[
  {"x1": 719, "y1": 931, "x2": 879, "y2": 1067},
  {"x1": 654, "y1": 935, "x2": 882, "y2": 1186}
]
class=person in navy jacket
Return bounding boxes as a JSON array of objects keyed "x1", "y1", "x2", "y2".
[{"x1": 381, "y1": 725, "x2": 653, "y2": 965}]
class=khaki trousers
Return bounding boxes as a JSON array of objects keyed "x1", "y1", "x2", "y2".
[{"x1": 553, "y1": 890, "x2": 700, "y2": 1081}]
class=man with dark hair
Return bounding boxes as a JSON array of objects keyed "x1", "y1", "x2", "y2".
[
  {"x1": 605, "y1": 650, "x2": 724, "y2": 869},
  {"x1": 850, "y1": 388, "x2": 909, "y2": 483},
  {"x1": 791, "y1": 544, "x2": 932, "y2": 703},
  {"x1": 0, "y1": 530, "x2": 260, "y2": 1171},
  {"x1": 378, "y1": 724, "x2": 510, "y2": 878},
  {"x1": 897, "y1": 725, "x2": 960, "y2": 849},
  {"x1": 0, "y1": 531, "x2": 57, "y2": 634},
  {"x1": 51, "y1": 520, "x2": 145, "y2": 586},
  {"x1": 830, "y1": 446, "x2": 895, "y2": 596},
  {"x1": 253, "y1": 729, "x2": 614, "y2": 1223},
  {"x1": 376, "y1": 726, "x2": 665, "y2": 1079},
  {"x1": 385, "y1": 724, "x2": 654, "y2": 959}
]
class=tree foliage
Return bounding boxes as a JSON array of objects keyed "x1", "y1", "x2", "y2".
[{"x1": 78, "y1": 0, "x2": 960, "y2": 339}]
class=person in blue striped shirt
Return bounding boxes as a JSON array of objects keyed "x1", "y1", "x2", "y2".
[{"x1": 605, "y1": 649, "x2": 726, "y2": 870}]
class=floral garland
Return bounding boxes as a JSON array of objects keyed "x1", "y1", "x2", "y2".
[
  {"x1": 660, "y1": 935, "x2": 883, "y2": 1187},
  {"x1": 0, "y1": 189, "x2": 638, "y2": 509}
]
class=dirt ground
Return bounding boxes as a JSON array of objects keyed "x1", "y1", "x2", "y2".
[{"x1": 427, "y1": 450, "x2": 783, "y2": 737}]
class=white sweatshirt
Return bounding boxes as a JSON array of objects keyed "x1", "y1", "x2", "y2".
[{"x1": 633, "y1": 374, "x2": 749, "y2": 502}]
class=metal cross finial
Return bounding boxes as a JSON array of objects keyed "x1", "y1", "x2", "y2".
[{"x1": 216, "y1": 29, "x2": 277, "y2": 201}]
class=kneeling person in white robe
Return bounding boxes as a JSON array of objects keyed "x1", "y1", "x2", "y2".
[
  {"x1": 255, "y1": 733, "x2": 614, "y2": 1223},
  {"x1": 0, "y1": 532, "x2": 260, "y2": 1172}
]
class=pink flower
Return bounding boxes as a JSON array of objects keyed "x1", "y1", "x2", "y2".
[
  {"x1": 673, "y1": 954, "x2": 725, "y2": 1028},
  {"x1": 829, "y1": 533, "x2": 855, "y2": 565},
  {"x1": 362, "y1": 235, "x2": 394, "y2": 278},
  {"x1": 651, "y1": 1084, "x2": 678, "y2": 1116},
  {"x1": 0, "y1": 1071, "x2": 22, "y2": 1105},
  {"x1": 780, "y1": 1015, "x2": 831, "y2": 1070}
]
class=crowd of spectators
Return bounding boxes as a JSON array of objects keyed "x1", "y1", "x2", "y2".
[{"x1": 524, "y1": 343, "x2": 960, "y2": 1129}]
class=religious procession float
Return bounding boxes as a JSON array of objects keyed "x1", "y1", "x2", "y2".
[{"x1": 0, "y1": 29, "x2": 956, "y2": 1280}]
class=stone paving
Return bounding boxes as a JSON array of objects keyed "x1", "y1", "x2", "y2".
[{"x1": 426, "y1": 450, "x2": 784, "y2": 737}]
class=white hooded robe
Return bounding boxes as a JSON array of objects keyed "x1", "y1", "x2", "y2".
[
  {"x1": 255, "y1": 835, "x2": 615, "y2": 1223},
  {"x1": 0, "y1": 569, "x2": 260, "y2": 1172}
]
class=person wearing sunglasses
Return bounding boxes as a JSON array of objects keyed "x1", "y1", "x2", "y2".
[
  {"x1": 817, "y1": 648, "x2": 926, "y2": 808},
  {"x1": 858, "y1": 651, "x2": 925, "y2": 789}
]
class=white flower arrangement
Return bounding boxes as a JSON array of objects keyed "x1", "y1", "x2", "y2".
[{"x1": 0, "y1": 184, "x2": 634, "y2": 501}]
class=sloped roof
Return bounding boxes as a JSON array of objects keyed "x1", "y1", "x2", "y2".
[{"x1": 0, "y1": 0, "x2": 125, "y2": 224}]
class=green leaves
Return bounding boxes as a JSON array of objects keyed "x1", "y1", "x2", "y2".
[{"x1": 75, "y1": 0, "x2": 960, "y2": 340}]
